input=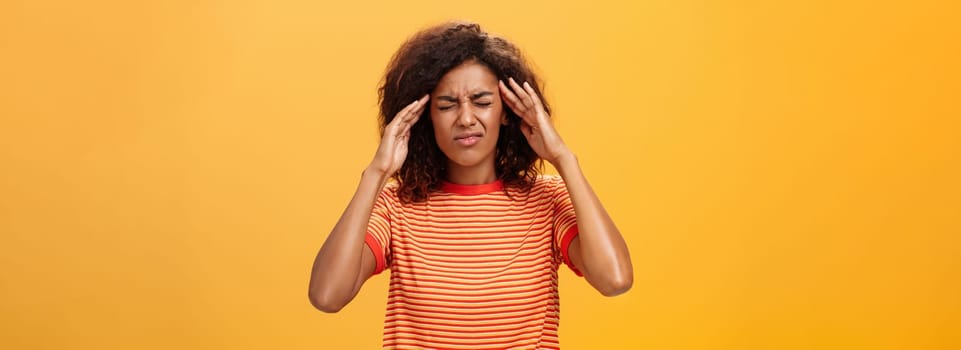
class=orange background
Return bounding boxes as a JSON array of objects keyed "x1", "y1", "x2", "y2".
[{"x1": 1, "y1": 1, "x2": 959, "y2": 349}]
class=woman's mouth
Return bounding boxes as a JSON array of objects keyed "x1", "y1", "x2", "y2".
[
  {"x1": 456, "y1": 136, "x2": 480, "y2": 146},
  {"x1": 454, "y1": 132, "x2": 483, "y2": 146}
]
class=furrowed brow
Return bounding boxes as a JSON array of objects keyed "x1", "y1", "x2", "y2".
[{"x1": 471, "y1": 92, "x2": 494, "y2": 99}]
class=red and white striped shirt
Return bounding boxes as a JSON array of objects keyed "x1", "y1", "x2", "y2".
[{"x1": 364, "y1": 175, "x2": 582, "y2": 349}]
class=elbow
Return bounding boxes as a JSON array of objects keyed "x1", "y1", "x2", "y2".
[
  {"x1": 308, "y1": 288, "x2": 346, "y2": 313},
  {"x1": 596, "y1": 270, "x2": 634, "y2": 297},
  {"x1": 587, "y1": 265, "x2": 634, "y2": 297}
]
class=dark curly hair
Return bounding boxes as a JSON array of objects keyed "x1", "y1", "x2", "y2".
[{"x1": 378, "y1": 21, "x2": 551, "y2": 203}]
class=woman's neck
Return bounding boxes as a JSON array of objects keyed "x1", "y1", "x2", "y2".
[{"x1": 445, "y1": 160, "x2": 497, "y2": 185}]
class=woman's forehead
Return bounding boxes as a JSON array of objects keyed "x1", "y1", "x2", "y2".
[{"x1": 433, "y1": 61, "x2": 498, "y2": 95}]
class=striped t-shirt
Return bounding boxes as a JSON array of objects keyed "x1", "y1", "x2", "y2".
[{"x1": 364, "y1": 175, "x2": 582, "y2": 349}]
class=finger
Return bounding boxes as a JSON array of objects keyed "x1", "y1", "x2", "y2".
[
  {"x1": 387, "y1": 116, "x2": 411, "y2": 137},
  {"x1": 498, "y1": 80, "x2": 524, "y2": 113},
  {"x1": 402, "y1": 95, "x2": 429, "y2": 131},
  {"x1": 502, "y1": 79, "x2": 535, "y2": 125},
  {"x1": 520, "y1": 122, "x2": 533, "y2": 139},
  {"x1": 389, "y1": 98, "x2": 421, "y2": 129},
  {"x1": 401, "y1": 94, "x2": 430, "y2": 123},
  {"x1": 398, "y1": 126, "x2": 412, "y2": 141},
  {"x1": 522, "y1": 81, "x2": 545, "y2": 112},
  {"x1": 389, "y1": 96, "x2": 428, "y2": 136},
  {"x1": 399, "y1": 109, "x2": 422, "y2": 136},
  {"x1": 508, "y1": 78, "x2": 534, "y2": 110},
  {"x1": 509, "y1": 78, "x2": 539, "y2": 127}
]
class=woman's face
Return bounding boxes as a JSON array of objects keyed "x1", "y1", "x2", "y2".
[{"x1": 430, "y1": 60, "x2": 507, "y2": 172}]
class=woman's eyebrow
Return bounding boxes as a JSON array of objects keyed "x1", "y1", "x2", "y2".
[
  {"x1": 471, "y1": 91, "x2": 494, "y2": 99},
  {"x1": 436, "y1": 92, "x2": 493, "y2": 102}
]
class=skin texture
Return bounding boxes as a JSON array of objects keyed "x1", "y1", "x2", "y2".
[
  {"x1": 308, "y1": 60, "x2": 633, "y2": 313},
  {"x1": 430, "y1": 61, "x2": 507, "y2": 185}
]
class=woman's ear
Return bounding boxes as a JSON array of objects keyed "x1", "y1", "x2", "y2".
[{"x1": 501, "y1": 111, "x2": 509, "y2": 125}]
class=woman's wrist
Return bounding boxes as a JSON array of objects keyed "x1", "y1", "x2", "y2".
[
  {"x1": 549, "y1": 148, "x2": 577, "y2": 169},
  {"x1": 362, "y1": 165, "x2": 391, "y2": 188}
]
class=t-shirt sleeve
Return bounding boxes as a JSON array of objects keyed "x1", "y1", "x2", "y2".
[
  {"x1": 364, "y1": 187, "x2": 393, "y2": 276},
  {"x1": 551, "y1": 176, "x2": 583, "y2": 277}
]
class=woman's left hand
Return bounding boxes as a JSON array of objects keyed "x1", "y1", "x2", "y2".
[{"x1": 499, "y1": 77, "x2": 572, "y2": 165}]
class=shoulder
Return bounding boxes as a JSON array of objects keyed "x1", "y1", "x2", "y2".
[
  {"x1": 507, "y1": 174, "x2": 566, "y2": 199},
  {"x1": 534, "y1": 174, "x2": 565, "y2": 192},
  {"x1": 376, "y1": 181, "x2": 402, "y2": 205},
  {"x1": 383, "y1": 181, "x2": 400, "y2": 192}
]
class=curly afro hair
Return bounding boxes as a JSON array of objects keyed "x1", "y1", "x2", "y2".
[{"x1": 378, "y1": 21, "x2": 551, "y2": 203}]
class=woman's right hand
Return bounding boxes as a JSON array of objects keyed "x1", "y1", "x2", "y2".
[{"x1": 368, "y1": 94, "x2": 430, "y2": 178}]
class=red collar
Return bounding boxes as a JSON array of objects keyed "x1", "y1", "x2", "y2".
[{"x1": 439, "y1": 179, "x2": 504, "y2": 195}]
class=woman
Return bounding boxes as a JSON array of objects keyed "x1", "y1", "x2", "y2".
[{"x1": 309, "y1": 21, "x2": 632, "y2": 349}]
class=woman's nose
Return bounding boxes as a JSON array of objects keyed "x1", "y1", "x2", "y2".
[{"x1": 457, "y1": 104, "x2": 477, "y2": 127}]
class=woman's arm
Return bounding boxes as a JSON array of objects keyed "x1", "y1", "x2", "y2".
[
  {"x1": 554, "y1": 154, "x2": 633, "y2": 296},
  {"x1": 307, "y1": 169, "x2": 385, "y2": 313},
  {"x1": 308, "y1": 95, "x2": 429, "y2": 312},
  {"x1": 499, "y1": 78, "x2": 633, "y2": 296}
]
